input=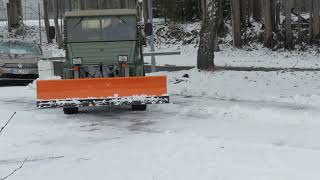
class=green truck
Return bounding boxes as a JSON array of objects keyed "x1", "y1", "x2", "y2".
[
  {"x1": 37, "y1": 8, "x2": 169, "y2": 114},
  {"x1": 63, "y1": 9, "x2": 145, "y2": 79}
]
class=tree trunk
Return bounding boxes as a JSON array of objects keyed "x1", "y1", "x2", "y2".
[
  {"x1": 252, "y1": 0, "x2": 262, "y2": 21},
  {"x1": 43, "y1": 0, "x2": 52, "y2": 43},
  {"x1": 261, "y1": 0, "x2": 273, "y2": 48},
  {"x1": 312, "y1": 0, "x2": 320, "y2": 38},
  {"x1": 297, "y1": 0, "x2": 302, "y2": 40},
  {"x1": 284, "y1": 0, "x2": 293, "y2": 49},
  {"x1": 214, "y1": 0, "x2": 224, "y2": 51},
  {"x1": 275, "y1": 0, "x2": 281, "y2": 31},
  {"x1": 201, "y1": 0, "x2": 207, "y2": 20},
  {"x1": 7, "y1": 0, "x2": 22, "y2": 30},
  {"x1": 231, "y1": 0, "x2": 241, "y2": 47},
  {"x1": 15, "y1": 0, "x2": 22, "y2": 19},
  {"x1": 52, "y1": 0, "x2": 63, "y2": 48},
  {"x1": 270, "y1": 0, "x2": 276, "y2": 31},
  {"x1": 240, "y1": 0, "x2": 248, "y2": 27},
  {"x1": 143, "y1": 0, "x2": 149, "y2": 23},
  {"x1": 197, "y1": 0, "x2": 219, "y2": 70},
  {"x1": 309, "y1": 0, "x2": 314, "y2": 41}
]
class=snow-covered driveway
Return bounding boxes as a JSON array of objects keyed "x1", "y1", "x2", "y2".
[{"x1": 1, "y1": 70, "x2": 320, "y2": 180}]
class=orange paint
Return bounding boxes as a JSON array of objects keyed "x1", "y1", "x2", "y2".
[{"x1": 37, "y1": 76, "x2": 167, "y2": 100}]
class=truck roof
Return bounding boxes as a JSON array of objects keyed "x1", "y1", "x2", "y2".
[{"x1": 65, "y1": 9, "x2": 137, "y2": 18}]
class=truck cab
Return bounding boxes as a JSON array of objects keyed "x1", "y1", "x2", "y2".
[{"x1": 63, "y1": 9, "x2": 144, "y2": 79}]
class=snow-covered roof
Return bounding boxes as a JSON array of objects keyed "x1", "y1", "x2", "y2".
[{"x1": 65, "y1": 9, "x2": 137, "y2": 18}]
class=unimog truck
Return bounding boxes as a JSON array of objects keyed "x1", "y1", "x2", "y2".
[{"x1": 36, "y1": 8, "x2": 169, "y2": 114}]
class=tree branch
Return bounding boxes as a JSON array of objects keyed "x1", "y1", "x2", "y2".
[
  {"x1": 0, "y1": 158, "x2": 27, "y2": 180},
  {"x1": 0, "y1": 112, "x2": 16, "y2": 135}
]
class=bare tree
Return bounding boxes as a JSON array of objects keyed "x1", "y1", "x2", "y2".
[
  {"x1": 261, "y1": 0, "x2": 273, "y2": 48},
  {"x1": 197, "y1": 0, "x2": 219, "y2": 70},
  {"x1": 252, "y1": 0, "x2": 262, "y2": 21},
  {"x1": 297, "y1": 0, "x2": 302, "y2": 40},
  {"x1": 231, "y1": 0, "x2": 241, "y2": 47},
  {"x1": 43, "y1": 0, "x2": 52, "y2": 43},
  {"x1": 311, "y1": 0, "x2": 320, "y2": 38},
  {"x1": 284, "y1": 0, "x2": 293, "y2": 49},
  {"x1": 52, "y1": 0, "x2": 63, "y2": 48},
  {"x1": 214, "y1": 0, "x2": 224, "y2": 51},
  {"x1": 7, "y1": 0, "x2": 23, "y2": 31}
]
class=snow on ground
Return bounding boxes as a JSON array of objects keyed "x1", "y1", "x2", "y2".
[
  {"x1": 1, "y1": 20, "x2": 320, "y2": 180},
  {"x1": 158, "y1": 68, "x2": 320, "y2": 106},
  {"x1": 146, "y1": 20, "x2": 320, "y2": 69},
  {"x1": 145, "y1": 43, "x2": 320, "y2": 69},
  {"x1": 1, "y1": 68, "x2": 320, "y2": 180}
]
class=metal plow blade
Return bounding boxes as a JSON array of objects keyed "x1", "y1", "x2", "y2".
[{"x1": 36, "y1": 76, "x2": 169, "y2": 108}]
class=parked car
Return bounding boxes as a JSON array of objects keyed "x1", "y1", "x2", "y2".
[{"x1": 0, "y1": 41, "x2": 42, "y2": 79}]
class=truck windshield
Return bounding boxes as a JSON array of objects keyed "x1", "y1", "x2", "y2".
[{"x1": 67, "y1": 16, "x2": 137, "y2": 42}]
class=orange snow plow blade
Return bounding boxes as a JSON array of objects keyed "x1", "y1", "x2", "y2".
[{"x1": 36, "y1": 76, "x2": 169, "y2": 108}]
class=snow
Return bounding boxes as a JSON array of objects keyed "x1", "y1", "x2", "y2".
[
  {"x1": 145, "y1": 43, "x2": 320, "y2": 69},
  {"x1": 160, "y1": 68, "x2": 320, "y2": 106},
  {"x1": 1, "y1": 20, "x2": 320, "y2": 180},
  {"x1": 145, "y1": 20, "x2": 320, "y2": 69},
  {"x1": 1, "y1": 67, "x2": 320, "y2": 179}
]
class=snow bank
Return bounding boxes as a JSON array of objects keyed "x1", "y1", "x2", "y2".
[{"x1": 152, "y1": 68, "x2": 320, "y2": 107}]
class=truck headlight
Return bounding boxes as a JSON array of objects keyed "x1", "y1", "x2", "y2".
[
  {"x1": 118, "y1": 55, "x2": 128, "y2": 62},
  {"x1": 72, "y1": 58, "x2": 82, "y2": 65}
]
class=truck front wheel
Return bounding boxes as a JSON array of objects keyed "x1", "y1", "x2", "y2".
[
  {"x1": 132, "y1": 105, "x2": 147, "y2": 111},
  {"x1": 63, "y1": 107, "x2": 79, "y2": 114}
]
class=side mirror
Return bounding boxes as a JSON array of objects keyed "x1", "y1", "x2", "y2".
[
  {"x1": 49, "y1": 26, "x2": 56, "y2": 40},
  {"x1": 144, "y1": 23, "x2": 153, "y2": 36}
]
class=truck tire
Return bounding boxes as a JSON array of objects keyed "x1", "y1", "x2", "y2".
[
  {"x1": 63, "y1": 107, "x2": 79, "y2": 114},
  {"x1": 132, "y1": 105, "x2": 147, "y2": 111}
]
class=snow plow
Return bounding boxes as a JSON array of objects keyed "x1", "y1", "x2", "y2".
[
  {"x1": 36, "y1": 8, "x2": 169, "y2": 114},
  {"x1": 36, "y1": 76, "x2": 169, "y2": 109}
]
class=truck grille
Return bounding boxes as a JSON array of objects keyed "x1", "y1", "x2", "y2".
[{"x1": 4, "y1": 63, "x2": 38, "y2": 68}]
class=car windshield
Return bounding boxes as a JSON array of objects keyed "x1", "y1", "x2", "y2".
[
  {"x1": 67, "y1": 16, "x2": 137, "y2": 42},
  {"x1": 0, "y1": 42, "x2": 42, "y2": 55}
]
